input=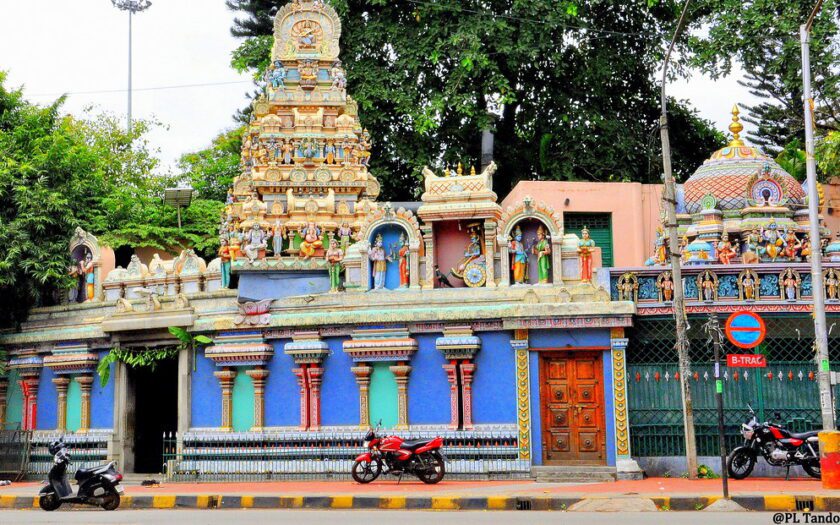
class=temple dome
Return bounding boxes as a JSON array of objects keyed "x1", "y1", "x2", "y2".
[{"x1": 682, "y1": 106, "x2": 805, "y2": 214}]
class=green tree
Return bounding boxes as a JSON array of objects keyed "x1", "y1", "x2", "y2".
[
  {"x1": 177, "y1": 126, "x2": 244, "y2": 202},
  {"x1": 226, "y1": 0, "x2": 724, "y2": 199},
  {"x1": 688, "y1": 0, "x2": 839, "y2": 154}
]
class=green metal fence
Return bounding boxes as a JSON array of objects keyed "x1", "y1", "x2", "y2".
[{"x1": 627, "y1": 315, "x2": 840, "y2": 457}]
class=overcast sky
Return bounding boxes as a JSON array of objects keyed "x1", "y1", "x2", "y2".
[{"x1": 0, "y1": 1, "x2": 760, "y2": 174}]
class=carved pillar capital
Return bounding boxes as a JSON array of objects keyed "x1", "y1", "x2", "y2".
[
  {"x1": 442, "y1": 363, "x2": 459, "y2": 430},
  {"x1": 53, "y1": 377, "x2": 71, "y2": 432},
  {"x1": 307, "y1": 366, "x2": 324, "y2": 431},
  {"x1": 75, "y1": 374, "x2": 94, "y2": 433},
  {"x1": 389, "y1": 365, "x2": 411, "y2": 429},
  {"x1": 460, "y1": 362, "x2": 476, "y2": 430},
  {"x1": 246, "y1": 368, "x2": 269, "y2": 431},
  {"x1": 351, "y1": 365, "x2": 372, "y2": 429},
  {"x1": 292, "y1": 367, "x2": 310, "y2": 430},
  {"x1": 214, "y1": 368, "x2": 237, "y2": 432}
]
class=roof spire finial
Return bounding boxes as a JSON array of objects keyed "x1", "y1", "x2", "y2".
[{"x1": 729, "y1": 104, "x2": 744, "y2": 147}]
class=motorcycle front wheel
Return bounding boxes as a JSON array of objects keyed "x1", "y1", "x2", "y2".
[
  {"x1": 727, "y1": 447, "x2": 756, "y2": 480},
  {"x1": 39, "y1": 491, "x2": 61, "y2": 511},
  {"x1": 417, "y1": 451, "x2": 445, "y2": 485},
  {"x1": 100, "y1": 488, "x2": 120, "y2": 511},
  {"x1": 351, "y1": 458, "x2": 382, "y2": 484}
]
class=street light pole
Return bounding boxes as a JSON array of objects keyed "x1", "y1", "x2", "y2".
[
  {"x1": 111, "y1": 0, "x2": 152, "y2": 135},
  {"x1": 660, "y1": 0, "x2": 699, "y2": 478},
  {"x1": 799, "y1": 0, "x2": 833, "y2": 430}
]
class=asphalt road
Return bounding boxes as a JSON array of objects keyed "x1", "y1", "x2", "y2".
[{"x1": 0, "y1": 509, "x2": 800, "y2": 524}]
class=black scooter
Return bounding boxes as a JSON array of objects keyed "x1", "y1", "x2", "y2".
[{"x1": 39, "y1": 439, "x2": 124, "y2": 511}]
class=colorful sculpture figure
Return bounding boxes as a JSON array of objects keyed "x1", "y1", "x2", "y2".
[
  {"x1": 368, "y1": 234, "x2": 388, "y2": 290},
  {"x1": 654, "y1": 226, "x2": 667, "y2": 265},
  {"x1": 219, "y1": 238, "x2": 232, "y2": 288},
  {"x1": 657, "y1": 272, "x2": 674, "y2": 302},
  {"x1": 826, "y1": 269, "x2": 839, "y2": 301},
  {"x1": 330, "y1": 61, "x2": 347, "y2": 89},
  {"x1": 532, "y1": 225, "x2": 551, "y2": 284},
  {"x1": 299, "y1": 222, "x2": 323, "y2": 259},
  {"x1": 272, "y1": 219, "x2": 285, "y2": 256},
  {"x1": 783, "y1": 269, "x2": 798, "y2": 301},
  {"x1": 701, "y1": 271, "x2": 716, "y2": 302},
  {"x1": 742, "y1": 272, "x2": 756, "y2": 301},
  {"x1": 80, "y1": 251, "x2": 95, "y2": 301},
  {"x1": 397, "y1": 233, "x2": 410, "y2": 288},
  {"x1": 743, "y1": 228, "x2": 761, "y2": 264},
  {"x1": 510, "y1": 226, "x2": 528, "y2": 285},
  {"x1": 282, "y1": 139, "x2": 294, "y2": 165},
  {"x1": 801, "y1": 234, "x2": 812, "y2": 261},
  {"x1": 717, "y1": 233, "x2": 737, "y2": 265},
  {"x1": 783, "y1": 229, "x2": 801, "y2": 260},
  {"x1": 338, "y1": 222, "x2": 354, "y2": 253},
  {"x1": 325, "y1": 237, "x2": 344, "y2": 293},
  {"x1": 325, "y1": 140, "x2": 337, "y2": 165},
  {"x1": 761, "y1": 222, "x2": 784, "y2": 261},
  {"x1": 679, "y1": 235, "x2": 689, "y2": 262},
  {"x1": 267, "y1": 60, "x2": 286, "y2": 90},
  {"x1": 243, "y1": 223, "x2": 268, "y2": 263},
  {"x1": 453, "y1": 225, "x2": 483, "y2": 279},
  {"x1": 577, "y1": 226, "x2": 595, "y2": 283}
]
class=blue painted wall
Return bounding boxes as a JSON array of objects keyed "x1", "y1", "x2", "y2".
[
  {"x1": 91, "y1": 351, "x2": 114, "y2": 429},
  {"x1": 529, "y1": 351, "x2": 542, "y2": 465},
  {"x1": 472, "y1": 331, "x2": 516, "y2": 424},
  {"x1": 4, "y1": 370, "x2": 22, "y2": 429},
  {"x1": 191, "y1": 351, "x2": 221, "y2": 428},
  {"x1": 239, "y1": 271, "x2": 331, "y2": 301},
  {"x1": 369, "y1": 224, "x2": 407, "y2": 290},
  {"x1": 266, "y1": 340, "x2": 300, "y2": 427},
  {"x1": 36, "y1": 366, "x2": 57, "y2": 430},
  {"x1": 407, "y1": 334, "x2": 449, "y2": 425},
  {"x1": 603, "y1": 350, "x2": 616, "y2": 467},
  {"x1": 320, "y1": 337, "x2": 357, "y2": 426},
  {"x1": 529, "y1": 328, "x2": 610, "y2": 349}
]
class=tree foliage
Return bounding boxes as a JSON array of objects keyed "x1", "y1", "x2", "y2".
[
  {"x1": 688, "y1": 0, "x2": 839, "y2": 154},
  {"x1": 177, "y1": 126, "x2": 244, "y2": 202},
  {"x1": 225, "y1": 0, "x2": 725, "y2": 199}
]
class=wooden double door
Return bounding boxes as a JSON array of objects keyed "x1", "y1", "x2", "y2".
[{"x1": 540, "y1": 351, "x2": 606, "y2": 464}]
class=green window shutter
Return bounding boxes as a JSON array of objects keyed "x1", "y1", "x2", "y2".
[
  {"x1": 563, "y1": 213, "x2": 614, "y2": 268},
  {"x1": 369, "y1": 362, "x2": 398, "y2": 429},
  {"x1": 232, "y1": 369, "x2": 255, "y2": 432},
  {"x1": 67, "y1": 379, "x2": 82, "y2": 432}
]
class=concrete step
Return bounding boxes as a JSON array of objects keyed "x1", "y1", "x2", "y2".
[{"x1": 532, "y1": 465, "x2": 617, "y2": 483}]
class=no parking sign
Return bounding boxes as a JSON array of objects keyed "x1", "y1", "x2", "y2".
[{"x1": 724, "y1": 311, "x2": 767, "y2": 349}]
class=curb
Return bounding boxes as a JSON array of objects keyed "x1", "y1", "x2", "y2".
[{"x1": 0, "y1": 493, "x2": 834, "y2": 511}]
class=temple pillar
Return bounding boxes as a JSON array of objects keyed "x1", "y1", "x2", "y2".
[
  {"x1": 421, "y1": 225, "x2": 435, "y2": 289},
  {"x1": 409, "y1": 241, "x2": 421, "y2": 289},
  {"x1": 390, "y1": 364, "x2": 411, "y2": 430},
  {"x1": 246, "y1": 368, "x2": 270, "y2": 431},
  {"x1": 292, "y1": 366, "x2": 310, "y2": 430},
  {"x1": 359, "y1": 240, "x2": 371, "y2": 290},
  {"x1": 610, "y1": 328, "x2": 643, "y2": 479},
  {"x1": 177, "y1": 346, "x2": 192, "y2": 435},
  {"x1": 20, "y1": 375, "x2": 40, "y2": 431},
  {"x1": 307, "y1": 366, "x2": 324, "y2": 431},
  {"x1": 213, "y1": 368, "x2": 237, "y2": 432},
  {"x1": 76, "y1": 374, "x2": 93, "y2": 433},
  {"x1": 52, "y1": 377, "x2": 71, "y2": 432},
  {"x1": 460, "y1": 361, "x2": 476, "y2": 430},
  {"x1": 551, "y1": 237, "x2": 564, "y2": 285},
  {"x1": 483, "y1": 219, "x2": 497, "y2": 287},
  {"x1": 442, "y1": 363, "x2": 459, "y2": 430},
  {"x1": 511, "y1": 330, "x2": 531, "y2": 460},
  {"x1": 0, "y1": 379, "x2": 7, "y2": 427},
  {"x1": 498, "y1": 236, "x2": 511, "y2": 287},
  {"x1": 351, "y1": 365, "x2": 372, "y2": 429}
]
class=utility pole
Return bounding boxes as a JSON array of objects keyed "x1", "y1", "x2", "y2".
[
  {"x1": 800, "y1": 0, "x2": 834, "y2": 430},
  {"x1": 660, "y1": 0, "x2": 698, "y2": 478},
  {"x1": 705, "y1": 314, "x2": 729, "y2": 498},
  {"x1": 111, "y1": 0, "x2": 153, "y2": 135}
]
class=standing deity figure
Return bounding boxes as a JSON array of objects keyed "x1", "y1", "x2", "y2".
[
  {"x1": 800, "y1": 234, "x2": 813, "y2": 261},
  {"x1": 330, "y1": 61, "x2": 347, "y2": 89},
  {"x1": 783, "y1": 229, "x2": 801, "y2": 260},
  {"x1": 281, "y1": 139, "x2": 294, "y2": 165},
  {"x1": 783, "y1": 269, "x2": 799, "y2": 301},
  {"x1": 679, "y1": 235, "x2": 690, "y2": 262},
  {"x1": 761, "y1": 223, "x2": 784, "y2": 261},
  {"x1": 742, "y1": 272, "x2": 756, "y2": 301},
  {"x1": 218, "y1": 238, "x2": 232, "y2": 288},
  {"x1": 532, "y1": 225, "x2": 551, "y2": 284},
  {"x1": 299, "y1": 222, "x2": 323, "y2": 259},
  {"x1": 653, "y1": 226, "x2": 667, "y2": 265},
  {"x1": 368, "y1": 234, "x2": 388, "y2": 290},
  {"x1": 268, "y1": 60, "x2": 286, "y2": 90},
  {"x1": 337, "y1": 222, "x2": 354, "y2": 253},
  {"x1": 577, "y1": 226, "x2": 596, "y2": 283},
  {"x1": 397, "y1": 233, "x2": 410, "y2": 288},
  {"x1": 826, "y1": 270, "x2": 839, "y2": 301},
  {"x1": 272, "y1": 219, "x2": 285, "y2": 256},
  {"x1": 701, "y1": 272, "x2": 716, "y2": 302},
  {"x1": 510, "y1": 226, "x2": 528, "y2": 284},
  {"x1": 243, "y1": 223, "x2": 268, "y2": 263},
  {"x1": 743, "y1": 228, "x2": 761, "y2": 264},
  {"x1": 324, "y1": 140, "x2": 337, "y2": 165},
  {"x1": 717, "y1": 233, "x2": 737, "y2": 264},
  {"x1": 325, "y1": 237, "x2": 344, "y2": 293},
  {"x1": 80, "y1": 251, "x2": 95, "y2": 301},
  {"x1": 658, "y1": 273, "x2": 674, "y2": 302}
]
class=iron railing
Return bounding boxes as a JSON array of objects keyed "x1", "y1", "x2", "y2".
[
  {"x1": 0, "y1": 429, "x2": 31, "y2": 481},
  {"x1": 26, "y1": 432, "x2": 111, "y2": 480}
]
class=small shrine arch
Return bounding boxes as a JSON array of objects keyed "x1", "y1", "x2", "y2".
[
  {"x1": 357, "y1": 203, "x2": 422, "y2": 290},
  {"x1": 68, "y1": 227, "x2": 104, "y2": 303},
  {"x1": 496, "y1": 196, "x2": 564, "y2": 286}
]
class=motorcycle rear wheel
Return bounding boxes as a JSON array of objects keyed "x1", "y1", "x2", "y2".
[
  {"x1": 351, "y1": 458, "x2": 382, "y2": 484},
  {"x1": 101, "y1": 488, "x2": 120, "y2": 511},
  {"x1": 39, "y1": 491, "x2": 61, "y2": 511},
  {"x1": 417, "y1": 451, "x2": 445, "y2": 485},
  {"x1": 727, "y1": 447, "x2": 756, "y2": 480},
  {"x1": 803, "y1": 460, "x2": 822, "y2": 479}
]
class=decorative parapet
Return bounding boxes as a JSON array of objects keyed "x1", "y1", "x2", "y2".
[
  {"x1": 417, "y1": 162, "x2": 501, "y2": 222},
  {"x1": 284, "y1": 330, "x2": 330, "y2": 364},
  {"x1": 206, "y1": 331, "x2": 274, "y2": 367},
  {"x1": 343, "y1": 327, "x2": 417, "y2": 362},
  {"x1": 8, "y1": 351, "x2": 43, "y2": 376},
  {"x1": 435, "y1": 325, "x2": 481, "y2": 360},
  {"x1": 234, "y1": 299, "x2": 273, "y2": 326},
  {"x1": 43, "y1": 342, "x2": 99, "y2": 375}
]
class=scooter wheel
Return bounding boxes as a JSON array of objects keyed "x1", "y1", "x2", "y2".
[
  {"x1": 101, "y1": 489, "x2": 120, "y2": 511},
  {"x1": 39, "y1": 492, "x2": 61, "y2": 511}
]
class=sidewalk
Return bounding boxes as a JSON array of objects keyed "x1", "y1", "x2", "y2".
[{"x1": 1, "y1": 478, "x2": 837, "y2": 511}]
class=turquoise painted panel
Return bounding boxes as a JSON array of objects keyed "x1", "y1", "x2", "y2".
[
  {"x1": 5, "y1": 370, "x2": 22, "y2": 429},
  {"x1": 232, "y1": 369, "x2": 255, "y2": 432},
  {"x1": 67, "y1": 379, "x2": 81, "y2": 432},
  {"x1": 369, "y1": 362, "x2": 397, "y2": 429}
]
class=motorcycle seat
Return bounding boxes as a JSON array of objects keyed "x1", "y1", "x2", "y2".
[
  {"x1": 790, "y1": 431, "x2": 819, "y2": 440},
  {"x1": 400, "y1": 438, "x2": 435, "y2": 450},
  {"x1": 74, "y1": 463, "x2": 112, "y2": 480}
]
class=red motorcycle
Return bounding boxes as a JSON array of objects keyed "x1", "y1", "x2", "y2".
[{"x1": 352, "y1": 421, "x2": 446, "y2": 484}]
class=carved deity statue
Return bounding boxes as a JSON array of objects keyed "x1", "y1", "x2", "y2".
[
  {"x1": 368, "y1": 234, "x2": 388, "y2": 290},
  {"x1": 272, "y1": 219, "x2": 285, "y2": 256},
  {"x1": 510, "y1": 226, "x2": 528, "y2": 285},
  {"x1": 532, "y1": 225, "x2": 551, "y2": 284},
  {"x1": 653, "y1": 226, "x2": 667, "y2": 265},
  {"x1": 827, "y1": 269, "x2": 839, "y2": 301},
  {"x1": 657, "y1": 272, "x2": 674, "y2": 302},
  {"x1": 761, "y1": 223, "x2": 784, "y2": 261},
  {"x1": 397, "y1": 233, "x2": 410, "y2": 289},
  {"x1": 299, "y1": 222, "x2": 323, "y2": 259},
  {"x1": 243, "y1": 223, "x2": 268, "y2": 263},
  {"x1": 783, "y1": 229, "x2": 801, "y2": 260},
  {"x1": 578, "y1": 226, "x2": 596, "y2": 283},
  {"x1": 267, "y1": 60, "x2": 287, "y2": 90},
  {"x1": 716, "y1": 233, "x2": 737, "y2": 265},
  {"x1": 80, "y1": 251, "x2": 95, "y2": 301},
  {"x1": 330, "y1": 61, "x2": 346, "y2": 89},
  {"x1": 701, "y1": 271, "x2": 716, "y2": 302},
  {"x1": 325, "y1": 237, "x2": 344, "y2": 292},
  {"x1": 219, "y1": 238, "x2": 232, "y2": 288},
  {"x1": 783, "y1": 269, "x2": 799, "y2": 301},
  {"x1": 801, "y1": 234, "x2": 813, "y2": 262},
  {"x1": 743, "y1": 228, "x2": 761, "y2": 264},
  {"x1": 741, "y1": 271, "x2": 757, "y2": 301},
  {"x1": 454, "y1": 226, "x2": 483, "y2": 279},
  {"x1": 337, "y1": 221, "x2": 354, "y2": 253}
]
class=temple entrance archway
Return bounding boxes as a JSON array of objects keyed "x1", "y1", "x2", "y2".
[{"x1": 128, "y1": 356, "x2": 178, "y2": 474}]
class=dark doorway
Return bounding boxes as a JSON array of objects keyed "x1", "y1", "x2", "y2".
[
  {"x1": 131, "y1": 357, "x2": 178, "y2": 474},
  {"x1": 114, "y1": 246, "x2": 135, "y2": 269}
]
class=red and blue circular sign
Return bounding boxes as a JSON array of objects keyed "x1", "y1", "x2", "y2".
[{"x1": 725, "y1": 311, "x2": 767, "y2": 349}]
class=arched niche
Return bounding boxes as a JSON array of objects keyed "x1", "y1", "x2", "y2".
[
  {"x1": 68, "y1": 227, "x2": 105, "y2": 302},
  {"x1": 496, "y1": 196, "x2": 564, "y2": 287},
  {"x1": 505, "y1": 218, "x2": 555, "y2": 285},
  {"x1": 357, "y1": 204, "x2": 421, "y2": 290}
]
